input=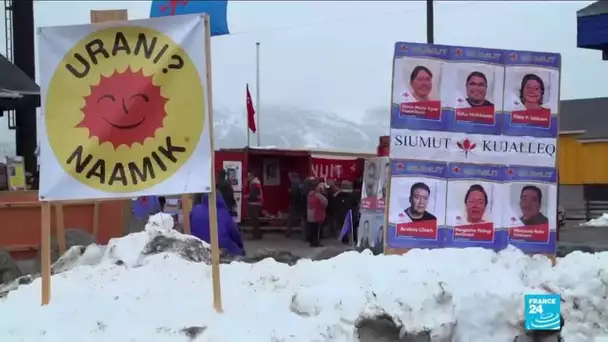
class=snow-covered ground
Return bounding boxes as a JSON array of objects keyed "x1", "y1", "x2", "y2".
[
  {"x1": 1, "y1": 214, "x2": 607, "y2": 342},
  {"x1": 581, "y1": 213, "x2": 608, "y2": 227}
]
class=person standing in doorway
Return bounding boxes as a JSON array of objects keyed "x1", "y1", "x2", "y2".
[{"x1": 247, "y1": 172, "x2": 263, "y2": 239}]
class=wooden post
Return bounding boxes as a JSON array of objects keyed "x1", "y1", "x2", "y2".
[
  {"x1": 90, "y1": 9, "x2": 128, "y2": 23},
  {"x1": 41, "y1": 8, "x2": 129, "y2": 307},
  {"x1": 40, "y1": 202, "x2": 51, "y2": 305},
  {"x1": 92, "y1": 202, "x2": 100, "y2": 241},
  {"x1": 181, "y1": 194, "x2": 192, "y2": 234},
  {"x1": 55, "y1": 204, "x2": 66, "y2": 254},
  {"x1": 204, "y1": 14, "x2": 223, "y2": 313},
  {"x1": 383, "y1": 159, "x2": 393, "y2": 254}
]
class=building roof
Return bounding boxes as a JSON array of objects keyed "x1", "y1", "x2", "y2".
[
  {"x1": 0, "y1": 53, "x2": 40, "y2": 111},
  {"x1": 560, "y1": 97, "x2": 608, "y2": 141},
  {"x1": 578, "y1": 0, "x2": 608, "y2": 17}
]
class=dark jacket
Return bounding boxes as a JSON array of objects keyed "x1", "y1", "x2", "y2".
[
  {"x1": 334, "y1": 190, "x2": 358, "y2": 225},
  {"x1": 299, "y1": 180, "x2": 312, "y2": 212},
  {"x1": 217, "y1": 169, "x2": 236, "y2": 214},
  {"x1": 190, "y1": 193, "x2": 245, "y2": 256},
  {"x1": 289, "y1": 181, "x2": 301, "y2": 208}
]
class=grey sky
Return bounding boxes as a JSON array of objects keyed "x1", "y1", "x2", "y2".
[{"x1": 0, "y1": 1, "x2": 603, "y2": 152}]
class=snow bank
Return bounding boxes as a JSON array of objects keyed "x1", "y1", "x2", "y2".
[
  {"x1": 581, "y1": 213, "x2": 608, "y2": 227},
  {"x1": 0, "y1": 215, "x2": 607, "y2": 341}
]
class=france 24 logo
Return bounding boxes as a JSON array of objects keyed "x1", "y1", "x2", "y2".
[{"x1": 524, "y1": 294, "x2": 561, "y2": 331}]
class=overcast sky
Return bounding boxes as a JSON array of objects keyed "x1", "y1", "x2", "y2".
[{"x1": 0, "y1": 1, "x2": 604, "y2": 152}]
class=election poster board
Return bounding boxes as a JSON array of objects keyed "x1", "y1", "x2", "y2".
[
  {"x1": 38, "y1": 15, "x2": 213, "y2": 200},
  {"x1": 359, "y1": 157, "x2": 389, "y2": 252},
  {"x1": 388, "y1": 42, "x2": 560, "y2": 255},
  {"x1": 361, "y1": 157, "x2": 389, "y2": 211},
  {"x1": 357, "y1": 211, "x2": 385, "y2": 249},
  {"x1": 222, "y1": 160, "x2": 242, "y2": 192}
]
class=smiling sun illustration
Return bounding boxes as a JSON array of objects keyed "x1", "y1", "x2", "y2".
[{"x1": 79, "y1": 68, "x2": 168, "y2": 149}]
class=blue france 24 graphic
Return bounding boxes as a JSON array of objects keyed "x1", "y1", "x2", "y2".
[{"x1": 524, "y1": 294, "x2": 561, "y2": 331}]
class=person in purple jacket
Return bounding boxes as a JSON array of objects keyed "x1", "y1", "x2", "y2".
[{"x1": 190, "y1": 193, "x2": 245, "y2": 256}]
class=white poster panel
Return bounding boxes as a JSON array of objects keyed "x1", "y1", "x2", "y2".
[
  {"x1": 393, "y1": 57, "x2": 443, "y2": 105},
  {"x1": 504, "y1": 68, "x2": 559, "y2": 114},
  {"x1": 445, "y1": 163, "x2": 505, "y2": 248},
  {"x1": 503, "y1": 51, "x2": 560, "y2": 138},
  {"x1": 386, "y1": 160, "x2": 447, "y2": 249},
  {"x1": 38, "y1": 15, "x2": 212, "y2": 200},
  {"x1": 502, "y1": 166, "x2": 557, "y2": 254},
  {"x1": 263, "y1": 158, "x2": 280, "y2": 186},
  {"x1": 234, "y1": 192, "x2": 242, "y2": 223},
  {"x1": 361, "y1": 157, "x2": 389, "y2": 212},
  {"x1": 357, "y1": 212, "x2": 385, "y2": 249},
  {"x1": 390, "y1": 43, "x2": 449, "y2": 133},
  {"x1": 377, "y1": 157, "x2": 390, "y2": 205},
  {"x1": 390, "y1": 129, "x2": 556, "y2": 167},
  {"x1": 222, "y1": 160, "x2": 242, "y2": 192},
  {"x1": 440, "y1": 46, "x2": 504, "y2": 135}
]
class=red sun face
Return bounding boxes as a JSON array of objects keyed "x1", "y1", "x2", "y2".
[{"x1": 79, "y1": 68, "x2": 168, "y2": 148}]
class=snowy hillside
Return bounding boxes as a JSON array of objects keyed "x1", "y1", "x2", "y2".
[
  {"x1": 213, "y1": 106, "x2": 389, "y2": 151},
  {"x1": 0, "y1": 214, "x2": 607, "y2": 342}
]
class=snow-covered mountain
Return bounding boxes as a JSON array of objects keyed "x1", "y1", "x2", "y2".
[{"x1": 213, "y1": 105, "x2": 389, "y2": 152}]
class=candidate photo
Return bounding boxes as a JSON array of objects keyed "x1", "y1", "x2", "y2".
[
  {"x1": 408, "y1": 66, "x2": 434, "y2": 102},
  {"x1": 462, "y1": 184, "x2": 489, "y2": 224},
  {"x1": 394, "y1": 58, "x2": 442, "y2": 104},
  {"x1": 380, "y1": 160, "x2": 390, "y2": 200},
  {"x1": 358, "y1": 218, "x2": 372, "y2": 249},
  {"x1": 518, "y1": 74, "x2": 546, "y2": 111},
  {"x1": 464, "y1": 71, "x2": 494, "y2": 108},
  {"x1": 518, "y1": 185, "x2": 549, "y2": 226},
  {"x1": 504, "y1": 69, "x2": 555, "y2": 113},
  {"x1": 363, "y1": 160, "x2": 379, "y2": 198},
  {"x1": 402, "y1": 182, "x2": 437, "y2": 222}
]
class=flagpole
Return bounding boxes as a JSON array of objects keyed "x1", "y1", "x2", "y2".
[
  {"x1": 256, "y1": 42, "x2": 261, "y2": 146},
  {"x1": 246, "y1": 84, "x2": 250, "y2": 147}
]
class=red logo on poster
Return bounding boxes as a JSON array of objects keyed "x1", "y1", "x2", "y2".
[
  {"x1": 506, "y1": 168, "x2": 515, "y2": 176},
  {"x1": 396, "y1": 162, "x2": 405, "y2": 170},
  {"x1": 456, "y1": 138, "x2": 476, "y2": 157},
  {"x1": 510, "y1": 53, "x2": 517, "y2": 61},
  {"x1": 452, "y1": 166, "x2": 461, "y2": 173},
  {"x1": 455, "y1": 48, "x2": 463, "y2": 56},
  {"x1": 400, "y1": 45, "x2": 408, "y2": 51}
]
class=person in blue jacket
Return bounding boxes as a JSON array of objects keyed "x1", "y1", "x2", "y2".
[{"x1": 190, "y1": 193, "x2": 245, "y2": 256}]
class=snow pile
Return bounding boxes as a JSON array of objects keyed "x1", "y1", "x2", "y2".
[
  {"x1": 0, "y1": 216, "x2": 607, "y2": 341},
  {"x1": 51, "y1": 213, "x2": 211, "y2": 271},
  {"x1": 581, "y1": 213, "x2": 608, "y2": 227}
]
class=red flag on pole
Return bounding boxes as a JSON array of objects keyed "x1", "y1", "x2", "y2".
[{"x1": 246, "y1": 84, "x2": 257, "y2": 133}]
